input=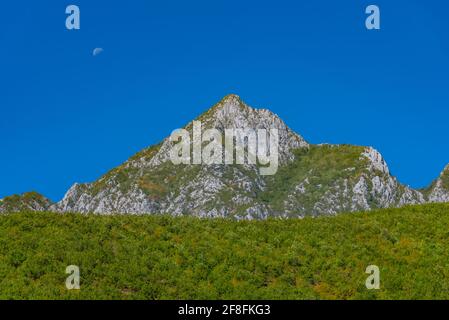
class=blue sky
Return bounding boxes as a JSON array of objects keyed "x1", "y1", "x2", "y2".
[{"x1": 1, "y1": 0, "x2": 448, "y2": 201}]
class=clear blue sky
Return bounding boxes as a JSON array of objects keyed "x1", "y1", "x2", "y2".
[{"x1": 1, "y1": 0, "x2": 448, "y2": 201}]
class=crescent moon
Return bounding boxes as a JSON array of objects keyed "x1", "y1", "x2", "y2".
[{"x1": 93, "y1": 48, "x2": 104, "y2": 57}]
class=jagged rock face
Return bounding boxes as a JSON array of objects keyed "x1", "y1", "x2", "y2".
[
  {"x1": 0, "y1": 192, "x2": 52, "y2": 213},
  {"x1": 45, "y1": 95, "x2": 447, "y2": 218},
  {"x1": 428, "y1": 164, "x2": 449, "y2": 203}
]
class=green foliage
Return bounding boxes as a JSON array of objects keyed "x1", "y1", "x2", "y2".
[
  {"x1": 0, "y1": 192, "x2": 51, "y2": 212},
  {"x1": 1, "y1": 203, "x2": 449, "y2": 300},
  {"x1": 260, "y1": 144, "x2": 368, "y2": 214},
  {"x1": 88, "y1": 144, "x2": 162, "y2": 197}
]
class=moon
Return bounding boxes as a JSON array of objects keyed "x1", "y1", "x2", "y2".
[{"x1": 92, "y1": 48, "x2": 104, "y2": 57}]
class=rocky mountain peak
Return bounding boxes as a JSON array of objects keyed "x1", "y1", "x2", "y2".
[
  {"x1": 361, "y1": 147, "x2": 390, "y2": 175},
  {"x1": 199, "y1": 94, "x2": 302, "y2": 133},
  {"x1": 2, "y1": 94, "x2": 448, "y2": 218},
  {"x1": 148, "y1": 95, "x2": 309, "y2": 167},
  {"x1": 214, "y1": 93, "x2": 243, "y2": 110}
]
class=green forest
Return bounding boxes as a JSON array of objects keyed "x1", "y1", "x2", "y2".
[{"x1": 1, "y1": 203, "x2": 449, "y2": 299}]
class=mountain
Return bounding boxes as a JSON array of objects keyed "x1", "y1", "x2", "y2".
[
  {"x1": 0, "y1": 192, "x2": 53, "y2": 213},
  {"x1": 2, "y1": 95, "x2": 448, "y2": 218}
]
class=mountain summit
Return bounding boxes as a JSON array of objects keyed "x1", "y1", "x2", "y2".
[{"x1": 2, "y1": 95, "x2": 449, "y2": 218}]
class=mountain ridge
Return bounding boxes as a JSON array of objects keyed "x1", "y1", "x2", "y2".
[{"x1": 2, "y1": 95, "x2": 448, "y2": 218}]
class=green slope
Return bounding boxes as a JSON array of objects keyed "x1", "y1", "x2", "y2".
[{"x1": 1, "y1": 203, "x2": 449, "y2": 299}]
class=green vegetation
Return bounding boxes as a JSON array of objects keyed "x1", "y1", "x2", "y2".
[
  {"x1": 260, "y1": 144, "x2": 369, "y2": 214},
  {"x1": 0, "y1": 192, "x2": 52, "y2": 212},
  {"x1": 440, "y1": 166, "x2": 449, "y2": 189},
  {"x1": 1, "y1": 203, "x2": 449, "y2": 300},
  {"x1": 90, "y1": 143, "x2": 162, "y2": 197}
]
